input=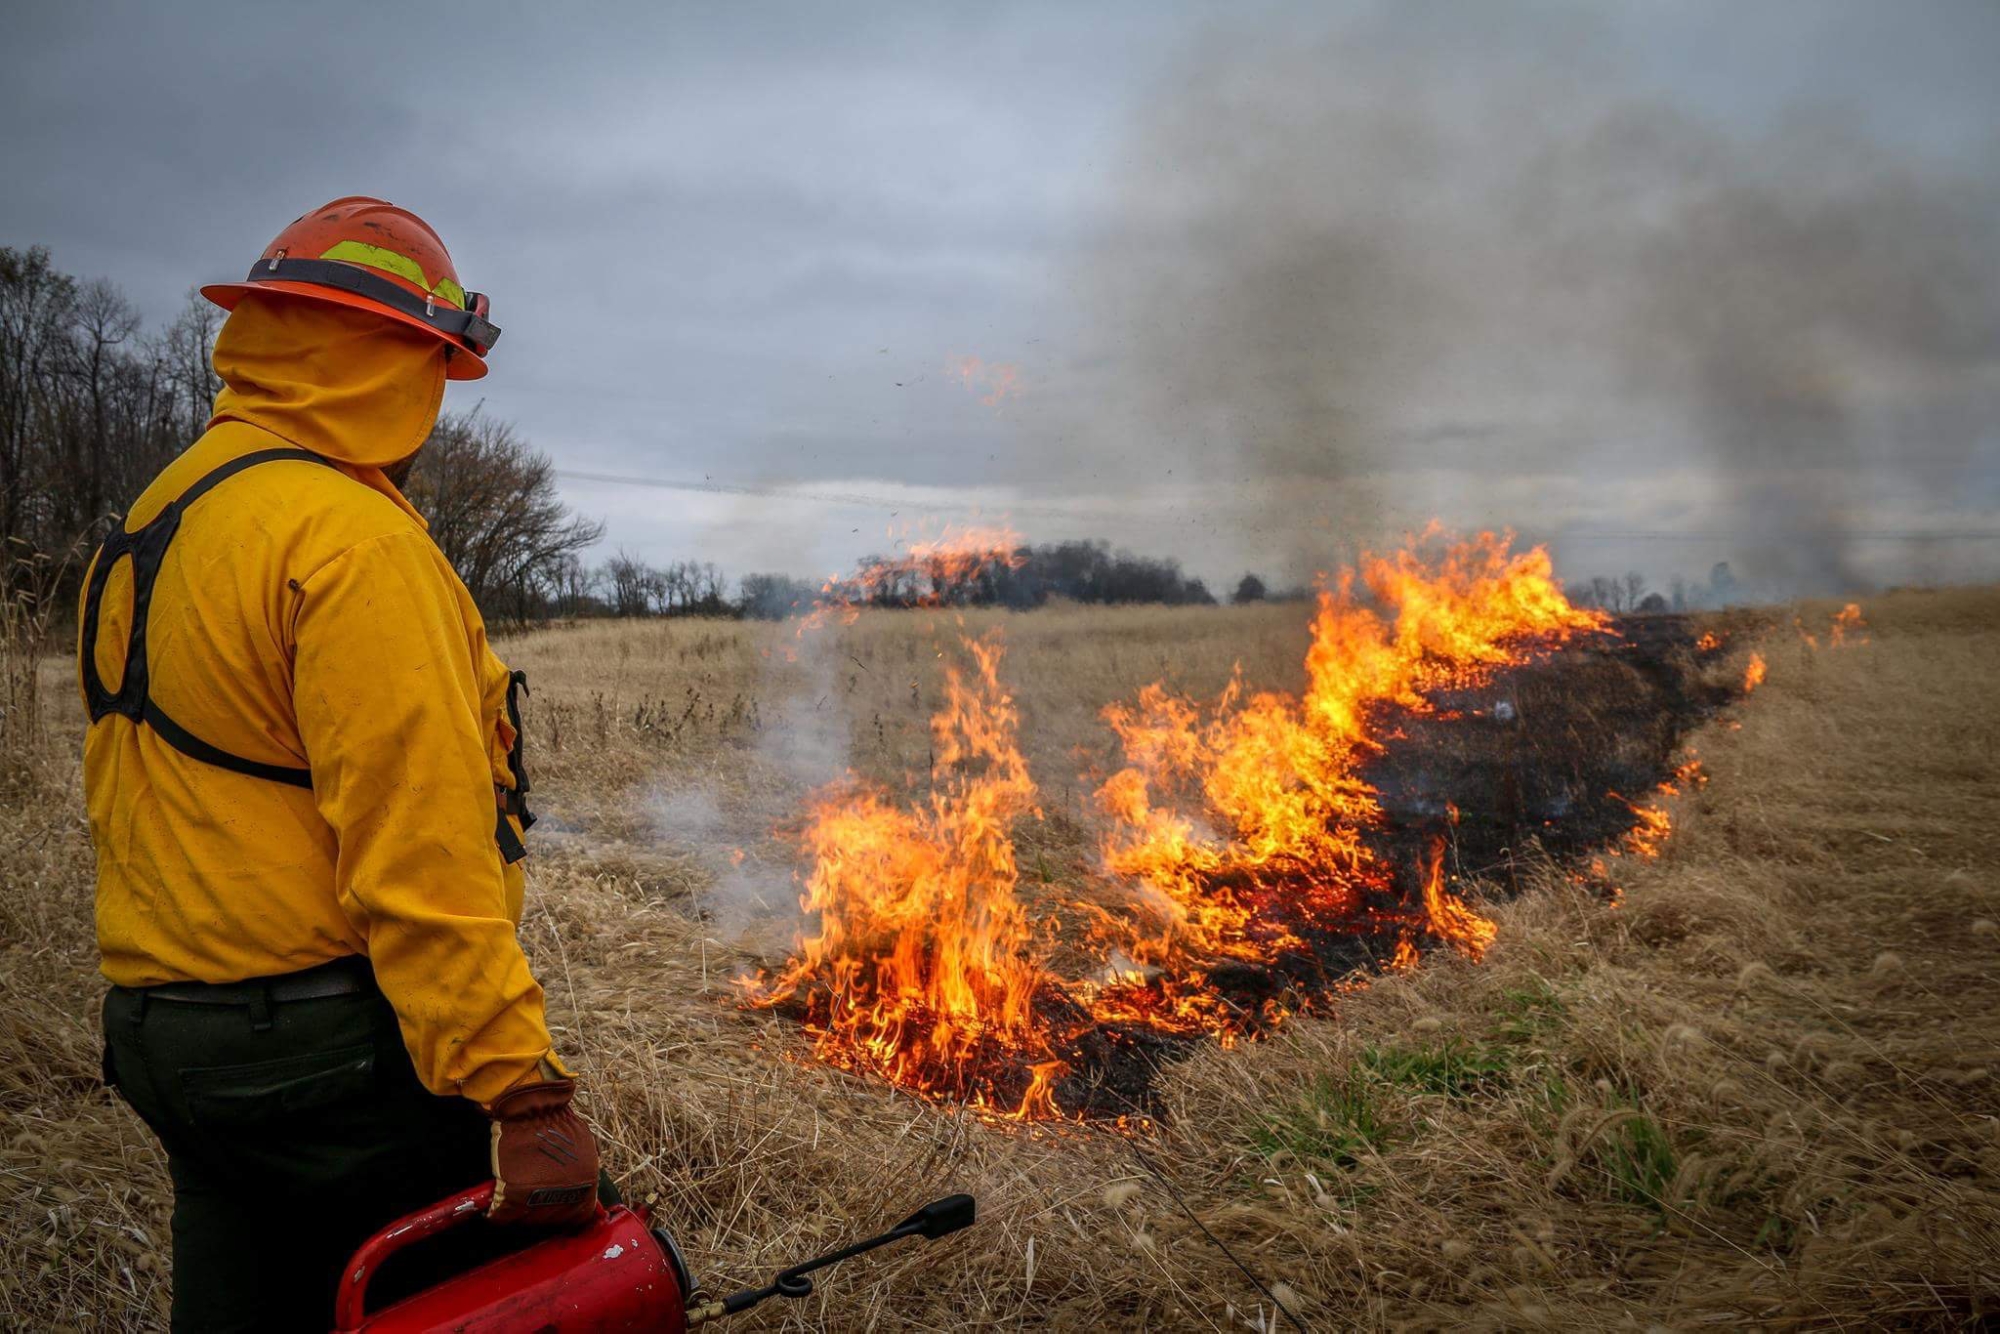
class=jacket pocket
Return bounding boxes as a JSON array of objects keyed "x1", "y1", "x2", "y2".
[{"x1": 180, "y1": 1041, "x2": 376, "y2": 1129}]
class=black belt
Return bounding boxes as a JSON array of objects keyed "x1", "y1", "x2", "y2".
[{"x1": 135, "y1": 955, "x2": 375, "y2": 1008}]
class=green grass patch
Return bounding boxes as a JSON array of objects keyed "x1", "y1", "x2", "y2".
[
  {"x1": 1493, "y1": 975, "x2": 1568, "y2": 1043},
  {"x1": 1601, "y1": 1112, "x2": 1679, "y2": 1209},
  {"x1": 1248, "y1": 1072, "x2": 1389, "y2": 1169},
  {"x1": 1249, "y1": 1038, "x2": 1514, "y2": 1171},
  {"x1": 1359, "y1": 1037, "x2": 1512, "y2": 1096}
]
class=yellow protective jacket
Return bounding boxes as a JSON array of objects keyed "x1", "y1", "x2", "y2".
[{"x1": 81, "y1": 292, "x2": 556, "y2": 1103}]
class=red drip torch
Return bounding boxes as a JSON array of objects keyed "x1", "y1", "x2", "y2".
[{"x1": 331, "y1": 1183, "x2": 976, "y2": 1333}]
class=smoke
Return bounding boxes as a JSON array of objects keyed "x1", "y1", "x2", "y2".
[
  {"x1": 644, "y1": 616, "x2": 858, "y2": 943},
  {"x1": 1084, "y1": 6, "x2": 2000, "y2": 593}
]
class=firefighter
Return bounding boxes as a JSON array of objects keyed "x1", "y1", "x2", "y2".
[{"x1": 83, "y1": 198, "x2": 601, "y2": 1331}]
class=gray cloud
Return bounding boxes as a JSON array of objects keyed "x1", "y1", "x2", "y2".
[{"x1": 4, "y1": 1, "x2": 1997, "y2": 594}]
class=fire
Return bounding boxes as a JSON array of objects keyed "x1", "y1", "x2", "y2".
[
  {"x1": 1611, "y1": 789, "x2": 1675, "y2": 859},
  {"x1": 1797, "y1": 601, "x2": 1868, "y2": 651},
  {"x1": 1743, "y1": 652, "x2": 1767, "y2": 692},
  {"x1": 1830, "y1": 602, "x2": 1868, "y2": 647},
  {"x1": 797, "y1": 524, "x2": 1025, "y2": 634},
  {"x1": 1097, "y1": 530, "x2": 1606, "y2": 972},
  {"x1": 1611, "y1": 749, "x2": 1706, "y2": 861},
  {"x1": 750, "y1": 528, "x2": 1651, "y2": 1121},
  {"x1": 1695, "y1": 631, "x2": 1723, "y2": 652},
  {"x1": 744, "y1": 632, "x2": 1064, "y2": 1119},
  {"x1": 1419, "y1": 840, "x2": 1498, "y2": 961}
]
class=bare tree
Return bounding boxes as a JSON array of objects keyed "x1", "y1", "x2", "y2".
[
  {"x1": 66, "y1": 279, "x2": 141, "y2": 536},
  {"x1": 403, "y1": 406, "x2": 605, "y2": 621},
  {"x1": 157, "y1": 287, "x2": 223, "y2": 443},
  {"x1": 604, "y1": 550, "x2": 654, "y2": 617},
  {"x1": 0, "y1": 247, "x2": 77, "y2": 555},
  {"x1": 1623, "y1": 571, "x2": 1648, "y2": 611}
]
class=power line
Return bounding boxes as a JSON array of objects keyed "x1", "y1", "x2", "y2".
[
  {"x1": 552, "y1": 468, "x2": 1113, "y2": 521},
  {"x1": 554, "y1": 469, "x2": 2000, "y2": 543}
]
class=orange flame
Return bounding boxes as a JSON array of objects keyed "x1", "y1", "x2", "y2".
[
  {"x1": 1830, "y1": 602, "x2": 1868, "y2": 647},
  {"x1": 797, "y1": 524, "x2": 1025, "y2": 635},
  {"x1": 1611, "y1": 788, "x2": 1675, "y2": 859},
  {"x1": 752, "y1": 529, "x2": 1629, "y2": 1119},
  {"x1": 1743, "y1": 652, "x2": 1767, "y2": 692},
  {"x1": 1098, "y1": 530, "x2": 1604, "y2": 967},
  {"x1": 1798, "y1": 601, "x2": 1869, "y2": 651},
  {"x1": 1419, "y1": 840, "x2": 1498, "y2": 961},
  {"x1": 744, "y1": 632, "x2": 1064, "y2": 1118}
]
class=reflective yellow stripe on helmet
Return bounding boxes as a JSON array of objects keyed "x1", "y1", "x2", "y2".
[{"x1": 317, "y1": 240, "x2": 466, "y2": 309}]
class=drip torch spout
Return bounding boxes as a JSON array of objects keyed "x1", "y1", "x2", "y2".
[{"x1": 685, "y1": 1194, "x2": 976, "y2": 1326}]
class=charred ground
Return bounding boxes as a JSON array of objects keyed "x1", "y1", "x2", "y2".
[{"x1": 1018, "y1": 613, "x2": 1751, "y2": 1121}]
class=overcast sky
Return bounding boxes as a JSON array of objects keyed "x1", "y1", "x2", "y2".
[{"x1": 5, "y1": 1, "x2": 1998, "y2": 596}]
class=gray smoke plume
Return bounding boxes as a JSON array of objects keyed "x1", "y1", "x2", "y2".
[{"x1": 1083, "y1": 7, "x2": 2000, "y2": 593}]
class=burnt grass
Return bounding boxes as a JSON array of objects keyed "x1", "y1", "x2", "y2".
[
  {"x1": 1040, "y1": 613, "x2": 1740, "y2": 1122},
  {"x1": 761, "y1": 615, "x2": 1742, "y2": 1122}
]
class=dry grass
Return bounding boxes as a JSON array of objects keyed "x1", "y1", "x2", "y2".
[{"x1": 3, "y1": 589, "x2": 1997, "y2": 1329}]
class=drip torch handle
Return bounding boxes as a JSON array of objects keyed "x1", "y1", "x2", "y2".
[{"x1": 688, "y1": 1194, "x2": 975, "y2": 1324}]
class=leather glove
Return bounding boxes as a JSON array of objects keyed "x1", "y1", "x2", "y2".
[{"x1": 486, "y1": 1077, "x2": 601, "y2": 1227}]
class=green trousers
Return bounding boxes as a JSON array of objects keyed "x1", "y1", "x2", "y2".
[{"x1": 103, "y1": 960, "x2": 500, "y2": 1333}]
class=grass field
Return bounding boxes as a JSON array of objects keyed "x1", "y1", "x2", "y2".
[{"x1": 3, "y1": 589, "x2": 1998, "y2": 1329}]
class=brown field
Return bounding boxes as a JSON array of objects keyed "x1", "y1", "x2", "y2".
[{"x1": 3, "y1": 589, "x2": 1998, "y2": 1330}]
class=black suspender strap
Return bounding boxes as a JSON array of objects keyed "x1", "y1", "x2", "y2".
[
  {"x1": 83, "y1": 446, "x2": 535, "y2": 863},
  {"x1": 493, "y1": 669, "x2": 534, "y2": 865},
  {"x1": 494, "y1": 810, "x2": 528, "y2": 864},
  {"x1": 500, "y1": 670, "x2": 535, "y2": 831},
  {"x1": 81, "y1": 448, "x2": 337, "y2": 744},
  {"x1": 141, "y1": 699, "x2": 314, "y2": 789}
]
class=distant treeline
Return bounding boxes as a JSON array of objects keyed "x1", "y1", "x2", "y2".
[
  {"x1": 1569, "y1": 564, "x2": 1744, "y2": 614},
  {"x1": 0, "y1": 247, "x2": 220, "y2": 578},
  {"x1": 585, "y1": 539, "x2": 1232, "y2": 621}
]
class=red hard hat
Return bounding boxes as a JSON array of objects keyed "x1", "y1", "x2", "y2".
[{"x1": 202, "y1": 196, "x2": 499, "y2": 381}]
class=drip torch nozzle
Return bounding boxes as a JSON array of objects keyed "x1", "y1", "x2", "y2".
[{"x1": 685, "y1": 1194, "x2": 977, "y2": 1326}]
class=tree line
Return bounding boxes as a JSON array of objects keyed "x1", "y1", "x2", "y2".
[
  {"x1": 1569, "y1": 562, "x2": 1743, "y2": 614},
  {"x1": 582, "y1": 539, "x2": 1228, "y2": 621}
]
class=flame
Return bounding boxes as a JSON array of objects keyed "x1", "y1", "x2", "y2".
[
  {"x1": 751, "y1": 529, "x2": 1643, "y2": 1120},
  {"x1": 1743, "y1": 652, "x2": 1767, "y2": 692},
  {"x1": 744, "y1": 632, "x2": 1064, "y2": 1118},
  {"x1": 797, "y1": 524, "x2": 1025, "y2": 635},
  {"x1": 1830, "y1": 602, "x2": 1868, "y2": 647},
  {"x1": 1419, "y1": 840, "x2": 1498, "y2": 961},
  {"x1": 1097, "y1": 530, "x2": 1605, "y2": 970},
  {"x1": 1612, "y1": 788, "x2": 1675, "y2": 859},
  {"x1": 948, "y1": 354, "x2": 1022, "y2": 408},
  {"x1": 1611, "y1": 749, "x2": 1705, "y2": 861},
  {"x1": 1796, "y1": 602, "x2": 1870, "y2": 651},
  {"x1": 1695, "y1": 631, "x2": 1723, "y2": 652}
]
